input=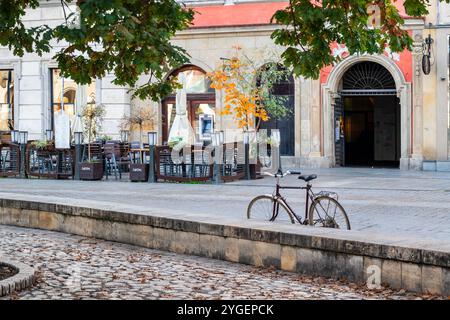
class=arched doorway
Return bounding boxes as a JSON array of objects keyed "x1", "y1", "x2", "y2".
[
  {"x1": 335, "y1": 61, "x2": 400, "y2": 167},
  {"x1": 161, "y1": 65, "x2": 215, "y2": 144},
  {"x1": 257, "y1": 66, "x2": 295, "y2": 156}
]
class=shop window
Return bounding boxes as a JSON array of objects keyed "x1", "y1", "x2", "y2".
[
  {"x1": 50, "y1": 69, "x2": 96, "y2": 127},
  {"x1": 0, "y1": 70, "x2": 14, "y2": 131},
  {"x1": 162, "y1": 65, "x2": 215, "y2": 144}
]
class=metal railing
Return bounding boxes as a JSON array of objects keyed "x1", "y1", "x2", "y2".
[{"x1": 0, "y1": 142, "x2": 20, "y2": 177}]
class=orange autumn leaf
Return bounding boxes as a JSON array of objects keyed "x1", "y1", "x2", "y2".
[{"x1": 206, "y1": 47, "x2": 273, "y2": 130}]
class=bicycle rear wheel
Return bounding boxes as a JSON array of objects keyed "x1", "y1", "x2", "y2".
[
  {"x1": 308, "y1": 196, "x2": 351, "y2": 230},
  {"x1": 247, "y1": 195, "x2": 295, "y2": 223}
]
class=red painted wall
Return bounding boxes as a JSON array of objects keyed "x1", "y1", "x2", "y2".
[
  {"x1": 320, "y1": 44, "x2": 413, "y2": 84},
  {"x1": 192, "y1": 2, "x2": 289, "y2": 28},
  {"x1": 191, "y1": 1, "x2": 413, "y2": 84},
  {"x1": 191, "y1": 1, "x2": 409, "y2": 28}
]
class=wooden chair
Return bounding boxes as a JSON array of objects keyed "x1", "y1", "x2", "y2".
[{"x1": 104, "y1": 142, "x2": 130, "y2": 179}]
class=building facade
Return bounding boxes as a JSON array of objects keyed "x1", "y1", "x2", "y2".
[{"x1": 1, "y1": 0, "x2": 449, "y2": 170}]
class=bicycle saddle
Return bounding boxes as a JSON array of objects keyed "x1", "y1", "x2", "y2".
[{"x1": 298, "y1": 174, "x2": 317, "y2": 182}]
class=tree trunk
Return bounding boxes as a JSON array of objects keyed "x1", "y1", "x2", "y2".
[{"x1": 88, "y1": 119, "x2": 92, "y2": 162}]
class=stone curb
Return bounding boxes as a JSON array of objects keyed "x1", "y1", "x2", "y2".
[
  {"x1": 1, "y1": 198, "x2": 449, "y2": 268},
  {"x1": 0, "y1": 258, "x2": 36, "y2": 297}
]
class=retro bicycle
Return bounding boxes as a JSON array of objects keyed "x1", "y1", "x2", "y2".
[{"x1": 247, "y1": 170, "x2": 351, "y2": 230}]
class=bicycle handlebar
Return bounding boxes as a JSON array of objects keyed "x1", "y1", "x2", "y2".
[{"x1": 262, "y1": 170, "x2": 301, "y2": 178}]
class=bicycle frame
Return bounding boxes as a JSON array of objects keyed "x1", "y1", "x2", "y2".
[{"x1": 270, "y1": 178, "x2": 316, "y2": 224}]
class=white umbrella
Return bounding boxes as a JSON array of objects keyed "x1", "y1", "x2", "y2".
[
  {"x1": 168, "y1": 72, "x2": 195, "y2": 147},
  {"x1": 71, "y1": 84, "x2": 86, "y2": 136}
]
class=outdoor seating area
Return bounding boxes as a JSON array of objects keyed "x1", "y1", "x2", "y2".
[
  {"x1": 27, "y1": 145, "x2": 74, "y2": 179},
  {"x1": 0, "y1": 142, "x2": 20, "y2": 177},
  {"x1": 0, "y1": 129, "x2": 260, "y2": 184}
]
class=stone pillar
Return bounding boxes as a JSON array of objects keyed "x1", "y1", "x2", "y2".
[
  {"x1": 294, "y1": 77, "x2": 302, "y2": 159},
  {"x1": 435, "y1": 29, "x2": 449, "y2": 161},
  {"x1": 323, "y1": 87, "x2": 336, "y2": 167},
  {"x1": 299, "y1": 78, "x2": 311, "y2": 159},
  {"x1": 399, "y1": 83, "x2": 412, "y2": 170},
  {"x1": 300, "y1": 78, "x2": 328, "y2": 168},
  {"x1": 310, "y1": 79, "x2": 322, "y2": 159},
  {"x1": 410, "y1": 32, "x2": 425, "y2": 170}
]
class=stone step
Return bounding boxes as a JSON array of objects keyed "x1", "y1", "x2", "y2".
[{"x1": 423, "y1": 161, "x2": 450, "y2": 172}]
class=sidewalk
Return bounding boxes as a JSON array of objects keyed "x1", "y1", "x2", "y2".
[{"x1": 1, "y1": 167, "x2": 450, "y2": 243}]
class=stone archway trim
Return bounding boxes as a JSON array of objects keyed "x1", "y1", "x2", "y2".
[{"x1": 321, "y1": 54, "x2": 412, "y2": 169}]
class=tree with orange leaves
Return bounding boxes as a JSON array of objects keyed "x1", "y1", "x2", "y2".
[{"x1": 207, "y1": 47, "x2": 290, "y2": 131}]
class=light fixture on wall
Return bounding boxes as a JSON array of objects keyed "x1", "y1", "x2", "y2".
[{"x1": 422, "y1": 33, "x2": 434, "y2": 75}]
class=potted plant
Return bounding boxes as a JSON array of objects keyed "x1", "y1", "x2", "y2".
[
  {"x1": 97, "y1": 134, "x2": 113, "y2": 144},
  {"x1": 30, "y1": 139, "x2": 55, "y2": 155},
  {"x1": 79, "y1": 103, "x2": 106, "y2": 180},
  {"x1": 121, "y1": 104, "x2": 156, "y2": 182}
]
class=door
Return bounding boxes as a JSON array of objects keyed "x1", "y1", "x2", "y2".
[
  {"x1": 162, "y1": 98, "x2": 215, "y2": 144},
  {"x1": 334, "y1": 97, "x2": 345, "y2": 166},
  {"x1": 258, "y1": 94, "x2": 295, "y2": 156}
]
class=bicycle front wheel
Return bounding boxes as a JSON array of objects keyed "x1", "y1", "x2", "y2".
[
  {"x1": 247, "y1": 195, "x2": 295, "y2": 223},
  {"x1": 308, "y1": 196, "x2": 351, "y2": 230}
]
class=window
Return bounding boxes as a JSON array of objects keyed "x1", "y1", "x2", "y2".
[
  {"x1": 162, "y1": 65, "x2": 216, "y2": 143},
  {"x1": 50, "y1": 69, "x2": 96, "y2": 127},
  {"x1": 170, "y1": 65, "x2": 214, "y2": 94},
  {"x1": 0, "y1": 70, "x2": 14, "y2": 131}
]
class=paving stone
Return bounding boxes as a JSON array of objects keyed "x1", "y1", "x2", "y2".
[
  {"x1": 0, "y1": 225, "x2": 439, "y2": 300},
  {"x1": 2, "y1": 167, "x2": 450, "y2": 244}
]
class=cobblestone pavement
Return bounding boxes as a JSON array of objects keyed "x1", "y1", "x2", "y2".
[
  {"x1": 1, "y1": 168, "x2": 450, "y2": 243},
  {"x1": 0, "y1": 225, "x2": 439, "y2": 300}
]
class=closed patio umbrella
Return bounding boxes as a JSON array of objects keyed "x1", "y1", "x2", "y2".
[
  {"x1": 168, "y1": 72, "x2": 195, "y2": 147},
  {"x1": 71, "y1": 84, "x2": 86, "y2": 136}
]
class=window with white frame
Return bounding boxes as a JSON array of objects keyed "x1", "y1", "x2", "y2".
[{"x1": 50, "y1": 69, "x2": 96, "y2": 129}]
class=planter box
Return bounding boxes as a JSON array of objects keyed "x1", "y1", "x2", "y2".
[
  {"x1": 250, "y1": 162, "x2": 263, "y2": 180},
  {"x1": 130, "y1": 163, "x2": 149, "y2": 182},
  {"x1": 79, "y1": 162, "x2": 104, "y2": 180}
]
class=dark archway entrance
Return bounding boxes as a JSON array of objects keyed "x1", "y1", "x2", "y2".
[{"x1": 335, "y1": 62, "x2": 400, "y2": 167}]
